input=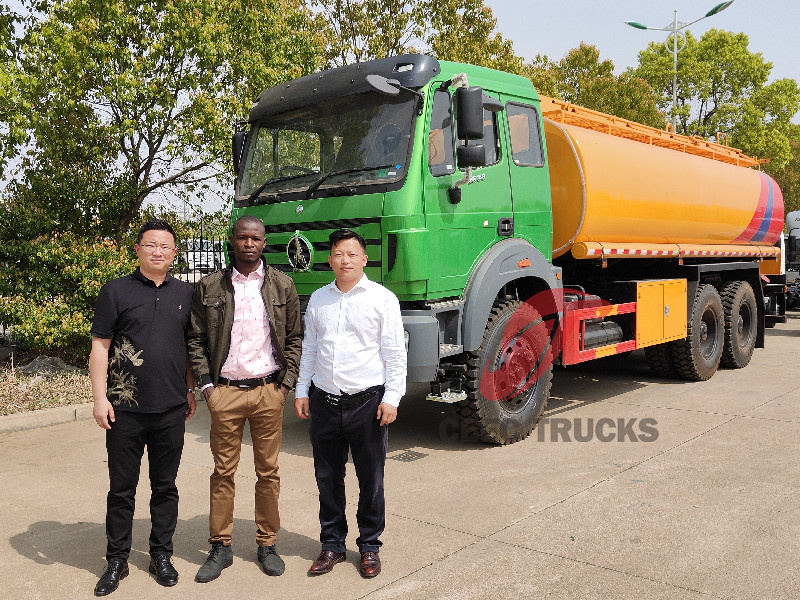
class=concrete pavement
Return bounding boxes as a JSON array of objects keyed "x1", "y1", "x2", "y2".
[{"x1": 2, "y1": 316, "x2": 800, "y2": 599}]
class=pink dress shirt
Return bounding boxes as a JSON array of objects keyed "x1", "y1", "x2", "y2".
[{"x1": 219, "y1": 262, "x2": 280, "y2": 380}]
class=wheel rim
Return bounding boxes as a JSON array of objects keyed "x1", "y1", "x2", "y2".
[
  {"x1": 491, "y1": 332, "x2": 540, "y2": 415},
  {"x1": 700, "y1": 307, "x2": 719, "y2": 360},
  {"x1": 737, "y1": 302, "x2": 754, "y2": 349}
]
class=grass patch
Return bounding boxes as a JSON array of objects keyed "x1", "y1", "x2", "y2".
[{"x1": 0, "y1": 363, "x2": 92, "y2": 416}]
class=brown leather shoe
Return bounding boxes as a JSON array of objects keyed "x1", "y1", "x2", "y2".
[
  {"x1": 308, "y1": 550, "x2": 346, "y2": 575},
  {"x1": 359, "y1": 551, "x2": 381, "y2": 578}
]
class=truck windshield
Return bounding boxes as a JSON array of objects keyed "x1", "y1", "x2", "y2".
[{"x1": 237, "y1": 92, "x2": 416, "y2": 202}]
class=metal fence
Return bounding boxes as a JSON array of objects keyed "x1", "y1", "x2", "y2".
[{"x1": 173, "y1": 234, "x2": 228, "y2": 284}]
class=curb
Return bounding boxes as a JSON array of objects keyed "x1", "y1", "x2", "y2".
[{"x1": 0, "y1": 402, "x2": 94, "y2": 434}]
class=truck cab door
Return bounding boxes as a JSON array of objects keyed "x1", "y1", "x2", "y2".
[
  {"x1": 501, "y1": 99, "x2": 553, "y2": 261},
  {"x1": 423, "y1": 87, "x2": 513, "y2": 298}
]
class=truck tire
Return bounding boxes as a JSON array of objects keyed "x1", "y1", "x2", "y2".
[
  {"x1": 457, "y1": 300, "x2": 552, "y2": 445},
  {"x1": 644, "y1": 343, "x2": 676, "y2": 378},
  {"x1": 671, "y1": 284, "x2": 724, "y2": 381},
  {"x1": 720, "y1": 281, "x2": 757, "y2": 368}
]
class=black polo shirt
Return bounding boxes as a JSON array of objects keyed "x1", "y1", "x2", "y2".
[{"x1": 91, "y1": 268, "x2": 194, "y2": 413}]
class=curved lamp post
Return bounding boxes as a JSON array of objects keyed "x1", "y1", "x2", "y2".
[{"x1": 626, "y1": 1, "x2": 734, "y2": 131}]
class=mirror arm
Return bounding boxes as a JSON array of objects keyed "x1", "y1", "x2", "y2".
[
  {"x1": 448, "y1": 73, "x2": 471, "y2": 203},
  {"x1": 449, "y1": 165, "x2": 472, "y2": 204}
]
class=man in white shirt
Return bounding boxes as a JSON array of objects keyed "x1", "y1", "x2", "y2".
[{"x1": 295, "y1": 228, "x2": 406, "y2": 578}]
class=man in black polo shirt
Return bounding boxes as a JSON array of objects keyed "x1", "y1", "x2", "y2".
[{"x1": 89, "y1": 220, "x2": 196, "y2": 596}]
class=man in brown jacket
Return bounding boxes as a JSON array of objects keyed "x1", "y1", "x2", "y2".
[{"x1": 188, "y1": 215, "x2": 302, "y2": 582}]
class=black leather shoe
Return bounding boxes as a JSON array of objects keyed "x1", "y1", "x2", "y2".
[
  {"x1": 149, "y1": 552, "x2": 179, "y2": 587},
  {"x1": 94, "y1": 559, "x2": 129, "y2": 596}
]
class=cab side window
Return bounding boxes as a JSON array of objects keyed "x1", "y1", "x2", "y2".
[
  {"x1": 455, "y1": 103, "x2": 500, "y2": 168},
  {"x1": 507, "y1": 103, "x2": 544, "y2": 167},
  {"x1": 429, "y1": 90, "x2": 455, "y2": 176},
  {"x1": 482, "y1": 107, "x2": 501, "y2": 166}
]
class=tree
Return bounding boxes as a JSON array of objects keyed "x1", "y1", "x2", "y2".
[
  {"x1": 313, "y1": 0, "x2": 522, "y2": 73},
  {"x1": 0, "y1": 0, "x2": 324, "y2": 360},
  {"x1": 314, "y1": 0, "x2": 421, "y2": 67},
  {"x1": 766, "y1": 123, "x2": 800, "y2": 215},
  {"x1": 521, "y1": 54, "x2": 559, "y2": 98},
  {"x1": 0, "y1": 6, "x2": 24, "y2": 172},
  {"x1": 3, "y1": 0, "x2": 323, "y2": 236},
  {"x1": 522, "y1": 44, "x2": 664, "y2": 127},
  {"x1": 631, "y1": 29, "x2": 800, "y2": 168},
  {"x1": 423, "y1": 0, "x2": 522, "y2": 74}
]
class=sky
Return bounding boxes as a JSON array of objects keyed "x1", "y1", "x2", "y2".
[{"x1": 488, "y1": 0, "x2": 800, "y2": 85}]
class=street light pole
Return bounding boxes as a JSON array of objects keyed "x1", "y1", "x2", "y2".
[{"x1": 625, "y1": 1, "x2": 735, "y2": 131}]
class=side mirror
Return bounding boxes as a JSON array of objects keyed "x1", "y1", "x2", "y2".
[
  {"x1": 232, "y1": 130, "x2": 248, "y2": 174},
  {"x1": 455, "y1": 86, "x2": 484, "y2": 141},
  {"x1": 456, "y1": 143, "x2": 486, "y2": 168}
]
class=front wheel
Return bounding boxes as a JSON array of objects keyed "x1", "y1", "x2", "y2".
[{"x1": 457, "y1": 300, "x2": 552, "y2": 445}]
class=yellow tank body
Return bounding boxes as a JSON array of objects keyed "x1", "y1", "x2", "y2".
[{"x1": 541, "y1": 103, "x2": 784, "y2": 260}]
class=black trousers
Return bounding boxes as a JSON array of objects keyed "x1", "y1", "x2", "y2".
[
  {"x1": 309, "y1": 386, "x2": 388, "y2": 554},
  {"x1": 105, "y1": 403, "x2": 185, "y2": 561}
]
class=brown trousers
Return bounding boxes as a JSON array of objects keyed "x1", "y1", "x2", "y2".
[{"x1": 207, "y1": 382, "x2": 284, "y2": 547}]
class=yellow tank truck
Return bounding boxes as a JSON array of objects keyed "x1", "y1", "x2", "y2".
[{"x1": 541, "y1": 97, "x2": 784, "y2": 381}]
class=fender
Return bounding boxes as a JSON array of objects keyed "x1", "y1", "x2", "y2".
[{"x1": 462, "y1": 238, "x2": 561, "y2": 351}]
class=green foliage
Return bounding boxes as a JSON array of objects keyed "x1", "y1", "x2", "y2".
[
  {"x1": 3, "y1": 0, "x2": 323, "y2": 234},
  {"x1": 423, "y1": 0, "x2": 522, "y2": 73},
  {"x1": 0, "y1": 0, "x2": 318, "y2": 360},
  {"x1": 630, "y1": 29, "x2": 800, "y2": 168},
  {"x1": 766, "y1": 124, "x2": 800, "y2": 214},
  {"x1": 0, "y1": 6, "x2": 25, "y2": 172},
  {"x1": 0, "y1": 231, "x2": 136, "y2": 359},
  {"x1": 314, "y1": 0, "x2": 521, "y2": 73},
  {"x1": 523, "y1": 44, "x2": 664, "y2": 127},
  {"x1": 314, "y1": 0, "x2": 419, "y2": 67},
  {"x1": 521, "y1": 54, "x2": 560, "y2": 98}
]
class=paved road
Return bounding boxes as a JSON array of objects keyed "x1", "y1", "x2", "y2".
[{"x1": 3, "y1": 315, "x2": 800, "y2": 599}]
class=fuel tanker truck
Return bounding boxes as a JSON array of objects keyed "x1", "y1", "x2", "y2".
[{"x1": 224, "y1": 54, "x2": 786, "y2": 444}]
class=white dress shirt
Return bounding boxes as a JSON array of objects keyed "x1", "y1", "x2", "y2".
[{"x1": 296, "y1": 274, "x2": 407, "y2": 407}]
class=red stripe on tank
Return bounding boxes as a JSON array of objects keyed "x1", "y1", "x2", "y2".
[
  {"x1": 763, "y1": 174, "x2": 784, "y2": 244},
  {"x1": 733, "y1": 175, "x2": 769, "y2": 242}
]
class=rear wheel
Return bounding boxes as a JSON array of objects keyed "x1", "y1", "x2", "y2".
[
  {"x1": 457, "y1": 300, "x2": 552, "y2": 445},
  {"x1": 720, "y1": 281, "x2": 757, "y2": 368},
  {"x1": 671, "y1": 284, "x2": 724, "y2": 381}
]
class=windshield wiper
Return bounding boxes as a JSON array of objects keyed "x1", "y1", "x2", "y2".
[
  {"x1": 244, "y1": 172, "x2": 316, "y2": 205},
  {"x1": 305, "y1": 165, "x2": 395, "y2": 199}
]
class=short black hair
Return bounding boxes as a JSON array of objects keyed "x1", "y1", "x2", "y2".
[
  {"x1": 231, "y1": 215, "x2": 265, "y2": 236},
  {"x1": 137, "y1": 219, "x2": 177, "y2": 244},
  {"x1": 329, "y1": 228, "x2": 366, "y2": 252}
]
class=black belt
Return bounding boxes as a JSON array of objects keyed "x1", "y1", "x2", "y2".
[
  {"x1": 313, "y1": 384, "x2": 384, "y2": 407},
  {"x1": 218, "y1": 372, "x2": 279, "y2": 389}
]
